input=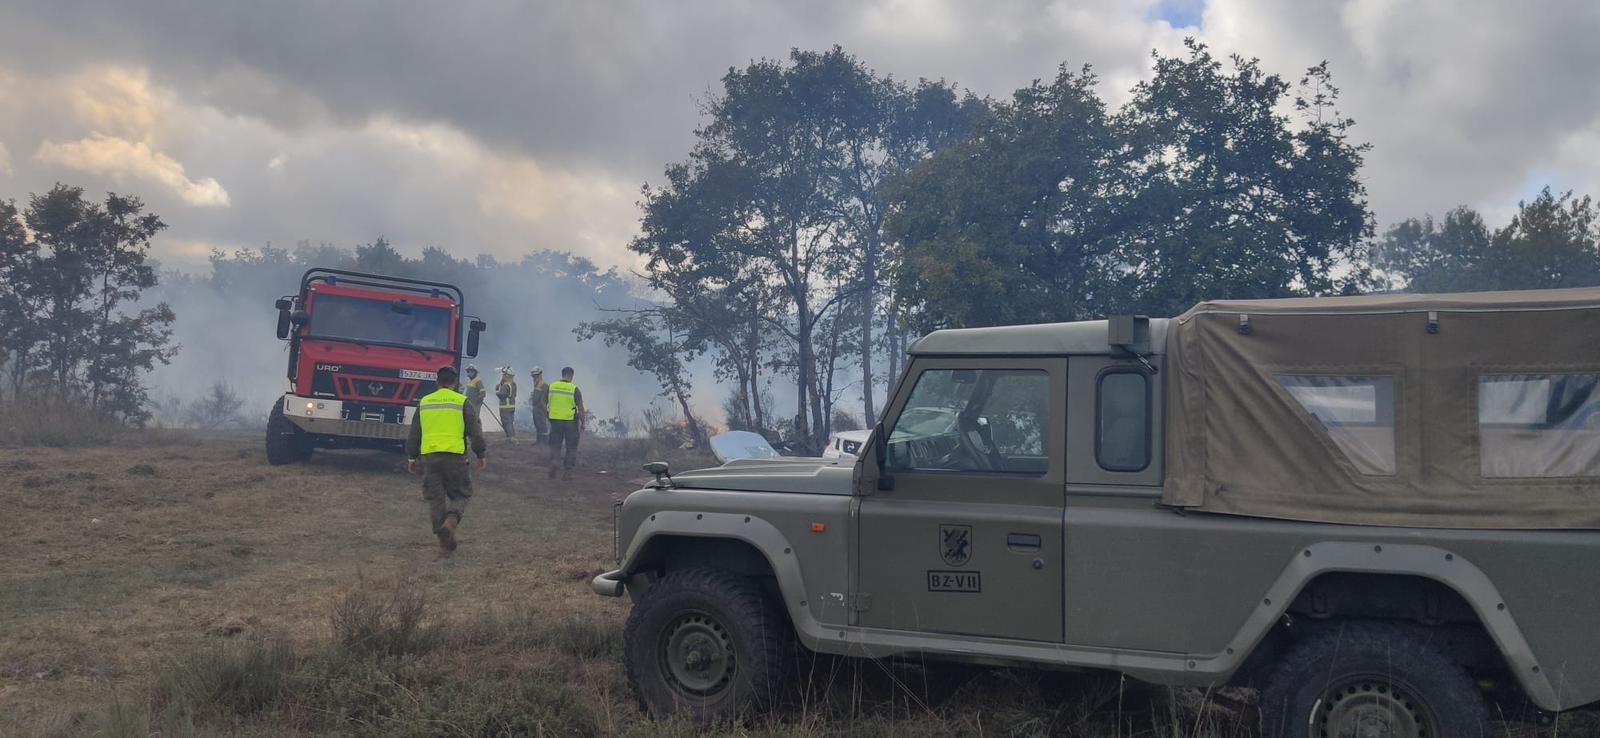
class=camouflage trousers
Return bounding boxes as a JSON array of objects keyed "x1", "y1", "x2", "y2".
[
  {"x1": 548, "y1": 419, "x2": 579, "y2": 469},
  {"x1": 421, "y1": 453, "x2": 473, "y2": 533}
]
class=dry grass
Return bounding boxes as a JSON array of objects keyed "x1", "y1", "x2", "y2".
[
  {"x1": 0, "y1": 431, "x2": 1593, "y2": 736},
  {"x1": 0, "y1": 398, "x2": 192, "y2": 448}
]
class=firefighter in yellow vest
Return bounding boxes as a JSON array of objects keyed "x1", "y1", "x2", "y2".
[
  {"x1": 406, "y1": 365, "x2": 487, "y2": 552},
  {"x1": 546, "y1": 366, "x2": 586, "y2": 480},
  {"x1": 494, "y1": 366, "x2": 518, "y2": 439},
  {"x1": 462, "y1": 364, "x2": 487, "y2": 419}
]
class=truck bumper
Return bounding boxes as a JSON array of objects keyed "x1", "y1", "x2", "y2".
[
  {"x1": 280, "y1": 394, "x2": 414, "y2": 440},
  {"x1": 592, "y1": 569, "x2": 626, "y2": 597}
]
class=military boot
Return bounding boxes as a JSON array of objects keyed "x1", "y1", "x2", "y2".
[{"x1": 437, "y1": 514, "x2": 459, "y2": 552}]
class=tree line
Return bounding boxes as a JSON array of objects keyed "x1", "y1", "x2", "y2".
[
  {"x1": 6, "y1": 43, "x2": 1600, "y2": 441},
  {"x1": 587, "y1": 42, "x2": 1600, "y2": 452}
]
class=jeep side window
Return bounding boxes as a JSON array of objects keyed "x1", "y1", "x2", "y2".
[
  {"x1": 1277, "y1": 375, "x2": 1396, "y2": 476},
  {"x1": 1480, "y1": 373, "x2": 1600, "y2": 477},
  {"x1": 886, "y1": 369, "x2": 1050, "y2": 476},
  {"x1": 1097, "y1": 371, "x2": 1151, "y2": 472}
]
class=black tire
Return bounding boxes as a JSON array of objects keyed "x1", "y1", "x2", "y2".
[
  {"x1": 1259, "y1": 621, "x2": 1490, "y2": 738},
  {"x1": 624, "y1": 567, "x2": 790, "y2": 723},
  {"x1": 265, "y1": 402, "x2": 313, "y2": 465}
]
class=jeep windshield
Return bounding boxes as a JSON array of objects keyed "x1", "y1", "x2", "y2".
[
  {"x1": 308, "y1": 294, "x2": 453, "y2": 350},
  {"x1": 886, "y1": 369, "x2": 1050, "y2": 474}
]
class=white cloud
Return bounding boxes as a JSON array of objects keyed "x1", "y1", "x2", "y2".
[{"x1": 36, "y1": 133, "x2": 230, "y2": 207}]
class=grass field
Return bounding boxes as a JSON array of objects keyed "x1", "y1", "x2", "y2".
[{"x1": 0, "y1": 432, "x2": 1591, "y2": 737}]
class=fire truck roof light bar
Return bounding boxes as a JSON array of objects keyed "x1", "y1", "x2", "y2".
[{"x1": 299, "y1": 268, "x2": 465, "y2": 310}]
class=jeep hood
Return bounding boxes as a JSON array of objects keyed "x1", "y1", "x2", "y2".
[{"x1": 665, "y1": 457, "x2": 855, "y2": 495}]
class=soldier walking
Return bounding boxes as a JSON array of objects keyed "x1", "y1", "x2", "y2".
[
  {"x1": 495, "y1": 366, "x2": 518, "y2": 439},
  {"x1": 546, "y1": 366, "x2": 586, "y2": 480},
  {"x1": 406, "y1": 365, "x2": 487, "y2": 553},
  {"x1": 528, "y1": 366, "x2": 550, "y2": 445}
]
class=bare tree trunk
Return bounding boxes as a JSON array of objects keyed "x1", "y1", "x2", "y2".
[
  {"x1": 859, "y1": 241, "x2": 877, "y2": 425},
  {"x1": 747, "y1": 316, "x2": 766, "y2": 430},
  {"x1": 884, "y1": 299, "x2": 901, "y2": 396},
  {"x1": 796, "y1": 303, "x2": 814, "y2": 451},
  {"x1": 89, "y1": 269, "x2": 112, "y2": 413},
  {"x1": 671, "y1": 383, "x2": 702, "y2": 444}
]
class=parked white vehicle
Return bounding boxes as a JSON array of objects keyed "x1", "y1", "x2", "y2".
[{"x1": 821, "y1": 429, "x2": 872, "y2": 460}]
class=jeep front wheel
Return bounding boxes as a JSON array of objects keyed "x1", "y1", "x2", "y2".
[
  {"x1": 624, "y1": 567, "x2": 789, "y2": 723},
  {"x1": 1259, "y1": 621, "x2": 1490, "y2": 738}
]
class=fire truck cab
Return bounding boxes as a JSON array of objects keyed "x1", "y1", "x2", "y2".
[{"x1": 266, "y1": 268, "x2": 485, "y2": 464}]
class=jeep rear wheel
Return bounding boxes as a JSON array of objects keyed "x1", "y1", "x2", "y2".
[
  {"x1": 624, "y1": 567, "x2": 789, "y2": 723},
  {"x1": 1259, "y1": 621, "x2": 1490, "y2": 738}
]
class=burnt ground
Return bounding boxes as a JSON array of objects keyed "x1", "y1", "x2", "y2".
[{"x1": 0, "y1": 432, "x2": 1592, "y2": 736}]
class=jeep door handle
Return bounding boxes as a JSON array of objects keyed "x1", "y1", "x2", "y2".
[{"x1": 1007, "y1": 533, "x2": 1042, "y2": 553}]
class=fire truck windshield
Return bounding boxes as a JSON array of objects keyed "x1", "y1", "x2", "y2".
[{"x1": 308, "y1": 294, "x2": 453, "y2": 350}]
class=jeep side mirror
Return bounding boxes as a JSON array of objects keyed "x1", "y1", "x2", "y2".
[
  {"x1": 642, "y1": 461, "x2": 672, "y2": 488},
  {"x1": 1108, "y1": 314, "x2": 1150, "y2": 352},
  {"x1": 465, "y1": 318, "x2": 486, "y2": 358},
  {"x1": 1108, "y1": 314, "x2": 1158, "y2": 373}
]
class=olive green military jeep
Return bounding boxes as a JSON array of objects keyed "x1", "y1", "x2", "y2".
[{"x1": 594, "y1": 288, "x2": 1600, "y2": 737}]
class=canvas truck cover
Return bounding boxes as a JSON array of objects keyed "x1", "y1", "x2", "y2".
[{"x1": 1162, "y1": 287, "x2": 1600, "y2": 528}]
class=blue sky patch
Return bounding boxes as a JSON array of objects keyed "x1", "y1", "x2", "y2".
[{"x1": 1153, "y1": 0, "x2": 1204, "y2": 29}]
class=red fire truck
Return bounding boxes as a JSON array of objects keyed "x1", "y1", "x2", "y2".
[{"x1": 266, "y1": 269, "x2": 486, "y2": 464}]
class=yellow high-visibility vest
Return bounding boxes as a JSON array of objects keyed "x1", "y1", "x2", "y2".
[
  {"x1": 418, "y1": 387, "x2": 468, "y2": 454},
  {"x1": 548, "y1": 380, "x2": 578, "y2": 421}
]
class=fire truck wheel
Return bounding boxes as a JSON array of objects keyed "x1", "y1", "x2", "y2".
[{"x1": 266, "y1": 402, "x2": 313, "y2": 465}]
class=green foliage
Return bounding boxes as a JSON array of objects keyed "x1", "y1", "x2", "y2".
[
  {"x1": 0, "y1": 184, "x2": 177, "y2": 426},
  {"x1": 629, "y1": 46, "x2": 980, "y2": 445},
  {"x1": 889, "y1": 65, "x2": 1120, "y2": 331},
  {"x1": 1378, "y1": 188, "x2": 1600, "y2": 292},
  {"x1": 888, "y1": 41, "x2": 1375, "y2": 332}
]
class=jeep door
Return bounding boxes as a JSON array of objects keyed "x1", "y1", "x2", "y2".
[{"x1": 855, "y1": 357, "x2": 1066, "y2": 642}]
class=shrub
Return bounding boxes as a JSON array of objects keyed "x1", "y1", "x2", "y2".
[
  {"x1": 153, "y1": 636, "x2": 296, "y2": 719},
  {"x1": 329, "y1": 583, "x2": 440, "y2": 658}
]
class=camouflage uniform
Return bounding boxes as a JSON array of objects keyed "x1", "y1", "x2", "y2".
[
  {"x1": 528, "y1": 376, "x2": 550, "y2": 444},
  {"x1": 405, "y1": 395, "x2": 488, "y2": 538}
]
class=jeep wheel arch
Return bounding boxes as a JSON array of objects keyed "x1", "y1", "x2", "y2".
[
  {"x1": 1222, "y1": 542, "x2": 1557, "y2": 711},
  {"x1": 616, "y1": 513, "x2": 833, "y2": 651}
]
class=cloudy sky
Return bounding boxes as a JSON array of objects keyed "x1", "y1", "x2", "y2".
[{"x1": 1, "y1": 0, "x2": 1598, "y2": 274}]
